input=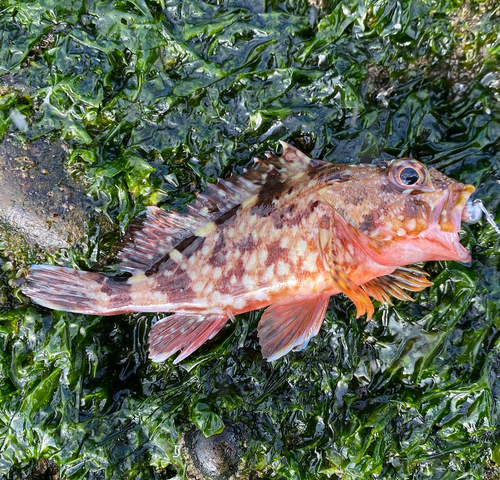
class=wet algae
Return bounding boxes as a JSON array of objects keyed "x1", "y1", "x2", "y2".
[{"x1": 1, "y1": 0, "x2": 500, "y2": 478}]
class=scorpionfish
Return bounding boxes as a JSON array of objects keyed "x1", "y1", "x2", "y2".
[{"x1": 25, "y1": 142, "x2": 475, "y2": 362}]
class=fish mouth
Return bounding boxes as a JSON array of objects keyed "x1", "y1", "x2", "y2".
[
  {"x1": 431, "y1": 183, "x2": 475, "y2": 263},
  {"x1": 407, "y1": 182, "x2": 475, "y2": 264},
  {"x1": 420, "y1": 227, "x2": 472, "y2": 263},
  {"x1": 439, "y1": 184, "x2": 476, "y2": 233}
]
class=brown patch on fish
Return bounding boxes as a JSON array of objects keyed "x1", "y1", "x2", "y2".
[
  {"x1": 251, "y1": 176, "x2": 290, "y2": 217},
  {"x1": 208, "y1": 251, "x2": 226, "y2": 267},
  {"x1": 214, "y1": 205, "x2": 240, "y2": 225},
  {"x1": 380, "y1": 183, "x2": 397, "y2": 194},
  {"x1": 167, "y1": 273, "x2": 193, "y2": 294},
  {"x1": 265, "y1": 240, "x2": 289, "y2": 266},
  {"x1": 146, "y1": 235, "x2": 205, "y2": 277}
]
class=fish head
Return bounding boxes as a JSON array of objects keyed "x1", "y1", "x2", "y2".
[{"x1": 320, "y1": 158, "x2": 475, "y2": 266}]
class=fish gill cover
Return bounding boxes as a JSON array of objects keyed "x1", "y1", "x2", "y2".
[{"x1": 0, "y1": 0, "x2": 499, "y2": 478}]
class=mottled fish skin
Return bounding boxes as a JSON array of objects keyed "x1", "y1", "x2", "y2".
[{"x1": 24, "y1": 142, "x2": 475, "y2": 363}]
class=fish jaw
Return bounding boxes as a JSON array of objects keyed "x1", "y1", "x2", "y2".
[
  {"x1": 387, "y1": 227, "x2": 472, "y2": 264},
  {"x1": 439, "y1": 183, "x2": 476, "y2": 233},
  {"x1": 382, "y1": 183, "x2": 475, "y2": 265},
  {"x1": 423, "y1": 181, "x2": 475, "y2": 263}
]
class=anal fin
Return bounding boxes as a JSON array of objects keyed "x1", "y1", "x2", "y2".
[
  {"x1": 149, "y1": 313, "x2": 229, "y2": 364},
  {"x1": 257, "y1": 294, "x2": 330, "y2": 361}
]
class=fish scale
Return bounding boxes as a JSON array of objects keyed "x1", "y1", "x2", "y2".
[{"x1": 24, "y1": 142, "x2": 475, "y2": 363}]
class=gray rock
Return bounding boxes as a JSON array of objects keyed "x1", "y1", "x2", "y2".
[
  {"x1": 183, "y1": 423, "x2": 247, "y2": 480},
  {"x1": 0, "y1": 134, "x2": 88, "y2": 250}
]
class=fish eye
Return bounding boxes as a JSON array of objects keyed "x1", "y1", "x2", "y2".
[
  {"x1": 388, "y1": 158, "x2": 434, "y2": 193},
  {"x1": 399, "y1": 167, "x2": 421, "y2": 186}
]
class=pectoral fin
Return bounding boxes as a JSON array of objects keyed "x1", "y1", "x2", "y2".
[
  {"x1": 317, "y1": 212, "x2": 375, "y2": 320},
  {"x1": 258, "y1": 294, "x2": 331, "y2": 361},
  {"x1": 361, "y1": 266, "x2": 433, "y2": 304}
]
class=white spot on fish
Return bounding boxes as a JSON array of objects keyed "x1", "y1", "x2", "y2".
[
  {"x1": 263, "y1": 264, "x2": 274, "y2": 282},
  {"x1": 212, "y1": 291, "x2": 222, "y2": 301},
  {"x1": 188, "y1": 269, "x2": 199, "y2": 281},
  {"x1": 407, "y1": 219, "x2": 416, "y2": 231},
  {"x1": 169, "y1": 249, "x2": 183, "y2": 263},
  {"x1": 201, "y1": 243, "x2": 211, "y2": 255},
  {"x1": 201, "y1": 264, "x2": 210, "y2": 275},
  {"x1": 230, "y1": 275, "x2": 237, "y2": 285},
  {"x1": 253, "y1": 290, "x2": 268, "y2": 301},
  {"x1": 258, "y1": 249, "x2": 268, "y2": 265},
  {"x1": 242, "y1": 274, "x2": 255, "y2": 290},
  {"x1": 280, "y1": 236, "x2": 290, "y2": 249},
  {"x1": 277, "y1": 260, "x2": 290, "y2": 276},
  {"x1": 233, "y1": 297, "x2": 246, "y2": 309},
  {"x1": 397, "y1": 228, "x2": 406, "y2": 236},
  {"x1": 193, "y1": 281, "x2": 205, "y2": 293},
  {"x1": 213, "y1": 267, "x2": 222, "y2": 279},
  {"x1": 297, "y1": 239, "x2": 307, "y2": 255},
  {"x1": 247, "y1": 252, "x2": 257, "y2": 270},
  {"x1": 302, "y1": 252, "x2": 318, "y2": 272}
]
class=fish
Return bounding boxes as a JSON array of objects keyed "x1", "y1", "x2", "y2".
[{"x1": 24, "y1": 142, "x2": 476, "y2": 363}]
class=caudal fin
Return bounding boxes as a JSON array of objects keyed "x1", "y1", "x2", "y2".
[{"x1": 24, "y1": 265, "x2": 130, "y2": 315}]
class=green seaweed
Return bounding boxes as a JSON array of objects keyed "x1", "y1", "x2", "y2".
[{"x1": 1, "y1": 0, "x2": 500, "y2": 478}]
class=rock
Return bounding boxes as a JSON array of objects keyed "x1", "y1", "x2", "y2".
[
  {"x1": 183, "y1": 423, "x2": 246, "y2": 480},
  {"x1": 0, "y1": 134, "x2": 89, "y2": 251}
]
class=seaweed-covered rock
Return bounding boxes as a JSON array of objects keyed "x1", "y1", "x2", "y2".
[
  {"x1": 0, "y1": 134, "x2": 88, "y2": 250},
  {"x1": 183, "y1": 424, "x2": 247, "y2": 480}
]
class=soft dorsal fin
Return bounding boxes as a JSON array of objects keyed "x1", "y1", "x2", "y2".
[
  {"x1": 117, "y1": 142, "x2": 317, "y2": 273},
  {"x1": 117, "y1": 207, "x2": 194, "y2": 274}
]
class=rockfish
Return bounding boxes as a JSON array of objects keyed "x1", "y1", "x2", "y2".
[{"x1": 24, "y1": 143, "x2": 476, "y2": 363}]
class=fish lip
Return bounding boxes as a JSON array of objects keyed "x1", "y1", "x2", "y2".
[
  {"x1": 414, "y1": 226, "x2": 471, "y2": 264},
  {"x1": 434, "y1": 184, "x2": 475, "y2": 262},
  {"x1": 441, "y1": 229, "x2": 472, "y2": 263},
  {"x1": 440, "y1": 184, "x2": 476, "y2": 233}
]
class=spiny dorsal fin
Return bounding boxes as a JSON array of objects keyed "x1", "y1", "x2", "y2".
[{"x1": 117, "y1": 142, "x2": 317, "y2": 273}]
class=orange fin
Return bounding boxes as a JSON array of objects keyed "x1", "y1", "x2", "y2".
[
  {"x1": 149, "y1": 313, "x2": 229, "y2": 364},
  {"x1": 317, "y1": 214, "x2": 375, "y2": 320},
  {"x1": 361, "y1": 266, "x2": 433, "y2": 304},
  {"x1": 257, "y1": 294, "x2": 330, "y2": 361},
  {"x1": 329, "y1": 261, "x2": 375, "y2": 320}
]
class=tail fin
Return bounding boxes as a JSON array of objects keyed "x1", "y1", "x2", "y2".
[{"x1": 24, "y1": 265, "x2": 130, "y2": 315}]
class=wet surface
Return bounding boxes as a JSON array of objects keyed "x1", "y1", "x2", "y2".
[
  {"x1": 0, "y1": 135, "x2": 87, "y2": 250},
  {"x1": 0, "y1": 0, "x2": 499, "y2": 479},
  {"x1": 183, "y1": 424, "x2": 246, "y2": 480}
]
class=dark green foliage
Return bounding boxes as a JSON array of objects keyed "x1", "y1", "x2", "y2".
[{"x1": 0, "y1": 0, "x2": 499, "y2": 478}]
